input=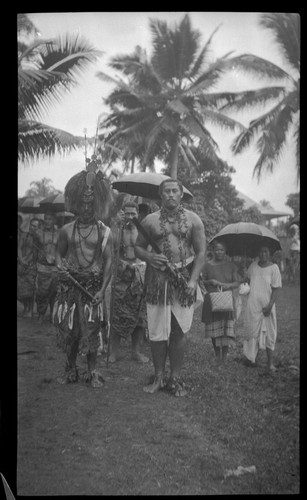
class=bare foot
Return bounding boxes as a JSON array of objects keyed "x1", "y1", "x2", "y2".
[
  {"x1": 143, "y1": 376, "x2": 163, "y2": 394},
  {"x1": 131, "y1": 352, "x2": 149, "y2": 363},
  {"x1": 90, "y1": 371, "x2": 104, "y2": 388}
]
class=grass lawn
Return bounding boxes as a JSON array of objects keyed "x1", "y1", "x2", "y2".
[{"x1": 16, "y1": 281, "x2": 299, "y2": 495}]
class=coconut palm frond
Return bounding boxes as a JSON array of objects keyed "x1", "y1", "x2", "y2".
[
  {"x1": 189, "y1": 24, "x2": 223, "y2": 80},
  {"x1": 218, "y1": 86, "x2": 286, "y2": 113},
  {"x1": 293, "y1": 121, "x2": 300, "y2": 183},
  {"x1": 225, "y1": 53, "x2": 291, "y2": 81},
  {"x1": 197, "y1": 137, "x2": 221, "y2": 162},
  {"x1": 185, "y1": 52, "x2": 234, "y2": 95},
  {"x1": 178, "y1": 143, "x2": 193, "y2": 169},
  {"x1": 150, "y1": 14, "x2": 201, "y2": 82},
  {"x1": 231, "y1": 99, "x2": 289, "y2": 155},
  {"x1": 196, "y1": 107, "x2": 246, "y2": 132},
  {"x1": 18, "y1": 119, "x2": 81, "y2": 163},
  {"x1": 39, "y1": 33, "x2": 102, "y2": 75},
  {"x1": 260, "y1": 13, "x2": 300, "y2": 72}
]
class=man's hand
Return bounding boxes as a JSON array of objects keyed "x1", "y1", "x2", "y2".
[
  {"x1": 148, "y1": 252, "x2": 169, "y2": 270},
  {"x1": 263, "y1": 305, "x2": 272, "y2": 317},
  {"x1": 92, "y1": 289, "x2": 104, "y2": 305},
  {"x1": 186, "y1": 279, "x2": 197, "y2": 297},
  {"x1": 56, "y1": 262, "x2": 69, "y2": 277}
]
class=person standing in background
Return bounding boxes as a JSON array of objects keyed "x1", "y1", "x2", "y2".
[
  {"x1": 36, "y1": 212, "x2": 59, "y2": 322},
  {"x1": 201, "y1": 240, "x2": 240, "y2": 362}
]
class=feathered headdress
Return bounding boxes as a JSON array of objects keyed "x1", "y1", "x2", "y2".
[{"x1": 64, "y1": 156, "x2": 114, "y2": 222}]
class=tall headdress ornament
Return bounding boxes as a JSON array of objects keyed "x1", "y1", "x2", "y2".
[{"x1": 64, "y1": 155, "x2": 114, "y2": 221}]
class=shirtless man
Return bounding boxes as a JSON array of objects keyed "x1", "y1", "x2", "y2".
[
  {"x1": 17, "y1": 217, "x2": 40, "y2": 317},
  {"x1": 135, "y1": 179, "x2": 206, "y2": 396},
  {"x1": 54, "y1": 187, "x2": 113, "y2": 388},
  {"x1": 36, "y1": 212, "x2": 59, "y2": 322},
  {"x1": 109, "y1": 202, "x2": 148, "y2": 363}
]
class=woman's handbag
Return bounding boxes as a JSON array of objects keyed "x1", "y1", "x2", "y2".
[{"x1": 209, "y1": 286, "x2": 234, "y2": 312}]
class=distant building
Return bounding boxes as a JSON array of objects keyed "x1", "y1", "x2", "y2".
[{"x1": 236, "y1": 191, "x2": 292, "y2": 226}]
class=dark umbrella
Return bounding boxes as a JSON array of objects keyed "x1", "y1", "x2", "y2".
[
  {"x1": 112, "y1": 172, "x2": 193, "y2": 201},
  {"x1": 38, "y1": 193, "x2": 66, "y2": 213},
  {"x1": 209, "y1": 222, "x2": 282, "y2": 258},
  {"x1": 18, "y1": 196, "x2": 42, "y2": 213}
]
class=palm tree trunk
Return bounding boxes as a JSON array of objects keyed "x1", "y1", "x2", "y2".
[
  {"x1": 130, "y1": 157, "x2": 135, "y2": 174},
  {"x1": 169, "y1": 133, "x2": 179, "y2": 179}
]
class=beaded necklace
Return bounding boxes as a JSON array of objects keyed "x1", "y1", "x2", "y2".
[
  {"x1": 72, "y1": 218, "x2": 100, "y2": 268},
  {"x1": 159, "y1": 205, "x2": 189, "y2": 267}
]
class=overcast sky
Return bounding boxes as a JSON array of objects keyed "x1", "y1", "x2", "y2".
[{"x1": 18, "y1": 11, "x2": 299, "y2": 212}]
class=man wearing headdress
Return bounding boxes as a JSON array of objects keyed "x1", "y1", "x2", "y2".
[
  {"x1": 108, "y1": 201, "x2": 148, "y2": 364},
  {"x1": 135, "y1": 179, "x2": 206, "y2": 396},
  {"x1": 35, "y1": 212, "x2": 60, "y2": 322},
  {"x1": 17, "y1": 217, "x2": 40, "y2": 317},
  {"x1": 53, "y1": 163, "x2": 113, "y2": 388}
]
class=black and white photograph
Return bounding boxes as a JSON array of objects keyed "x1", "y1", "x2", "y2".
[{"x1": 15, "y1": 11, "x2": 299, "y2": 495}]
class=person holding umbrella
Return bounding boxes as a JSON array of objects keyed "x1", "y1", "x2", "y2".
[
  {"x1": 201, "y1": 240, "x2": 241, "y2": 362},
  {"x1": 242, "y1": 244, "x2": 282, "y2": 372},
  {"x1": 135, "y1": 179, "x2": 206, "y2": 397}
]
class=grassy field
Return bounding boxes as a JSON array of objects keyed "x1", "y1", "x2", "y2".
[{"x1": 16, "y1": 281, "x2": 300, "y2": 495}]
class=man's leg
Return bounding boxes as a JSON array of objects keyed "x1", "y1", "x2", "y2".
[
  {"x1": 266, "y1": 347, "x2": 277, "y2": 372},
  {"x1": 169, "y1": 331, "x2": 186, "y2": 380},
  {"x1": 167, "y1": 314, "x2": 187, "y2": 397},
  {"x1": 131, "y1": 326, "x2": 149, "y2": 363},
  {"x1": 57, "y1": 340, "x2": 79, "y2": 384},
  {"x1": 87, "y1": 350, "x2": 104, "y2": 387},
  {"x1": 108, "y1": 333, "x2": 121, "y2": 363},
  {"x1": 143, "y1": 340, "x2": 167, "y2": 393}
]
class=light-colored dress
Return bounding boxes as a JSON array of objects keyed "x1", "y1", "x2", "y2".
[{"x1": 243, "y1": 261, "x2": 282, "y2": 362}]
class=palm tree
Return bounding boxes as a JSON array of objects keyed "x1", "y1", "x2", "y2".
[
  {"x1": 18, "y1": 14, "x2": 101, "y2": 163},
  {"x1": 218, "y1": 13, "x2": 300, "y2": 183},
  {"x1": 96, "y1": 15, "x2": 248, "y2": 179},
  {"x1": 25, "y1": 178, "x2": 62, "y2": 197}
]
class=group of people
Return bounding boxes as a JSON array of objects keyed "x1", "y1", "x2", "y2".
[
  {"x1": 18, "y1": 212, "x2": 59, "y2": 322},
  {"x1": 18, "y1": 170, "x2": 282, "y2": 392}
]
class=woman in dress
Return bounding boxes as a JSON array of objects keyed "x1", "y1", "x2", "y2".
[
  {"x1": 243, "y1": 245, "x2": 282, "y2": 372},
  {"x1": 201, "y1": 240, "x2": 240, "y2": 361}
]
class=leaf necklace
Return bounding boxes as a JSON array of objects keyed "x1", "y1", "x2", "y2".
[
  {"x1": 159, "y1": 205, "x2": 189, "y2": 267},
  {"x1": 159, "y1": 205, "x2": 192, "y2": 306}
]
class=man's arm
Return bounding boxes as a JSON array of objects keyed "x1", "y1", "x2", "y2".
[
  {"x1": 55, "y1": 227, "x2": 69, "y2": 268},
  {"x1": 100, "y1": 231, "x2": 113, "y2": 296},
  {"x1": 187, "y1": 214, "x2": 206, "y2": 290},
  {"x1": 190, "y1": 213, "x2": 206, "y2": 279},
  {"x1": 134, "y1": 218, "x2": 169, "y2": 270}
]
